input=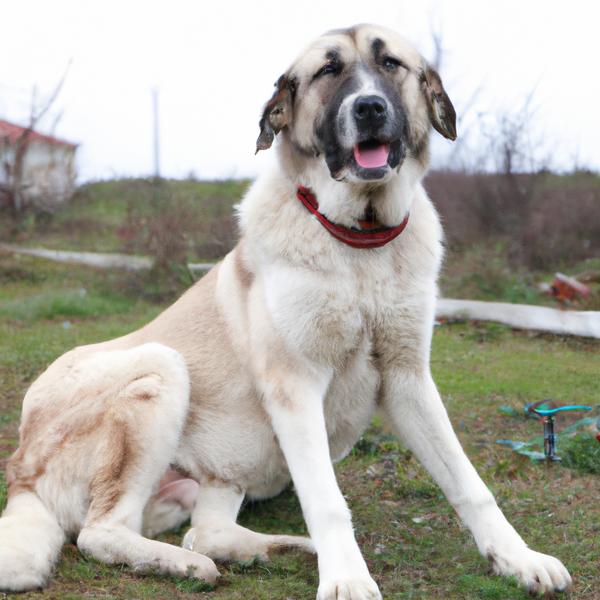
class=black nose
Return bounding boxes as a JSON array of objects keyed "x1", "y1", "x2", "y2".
[{"x1": 353, "y1": 95, "x2": 387, "y2": 127}]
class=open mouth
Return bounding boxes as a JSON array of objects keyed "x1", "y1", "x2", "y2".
[{"x1": 353, "y1": 140, "x2": 390, "y2": 169}]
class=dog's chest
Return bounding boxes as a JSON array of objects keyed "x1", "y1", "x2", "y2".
[{"x1": 263, "y1": 258, "x2": 398, "y2": 366}]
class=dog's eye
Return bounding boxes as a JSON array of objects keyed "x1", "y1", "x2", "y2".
[
  {"x1": 382, "y1": 56, "x2": 403, "y2": 72},
  {"x1": 313, "y1": 62, "x2": 340, "y2": 80}
]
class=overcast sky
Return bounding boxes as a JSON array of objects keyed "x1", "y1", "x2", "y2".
[{"x1": 1, "y1": 0, "x2": 598, "y2": 181}]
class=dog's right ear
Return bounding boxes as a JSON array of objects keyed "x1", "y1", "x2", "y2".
[{"x1": 256, "y1": 75, "x2": 294, "y2": 153}]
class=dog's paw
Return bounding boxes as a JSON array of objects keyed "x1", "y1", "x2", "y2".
[
  {"x1": 487, "y1": 546, "x2": 572, "y2": 594},
  {"x1": 178, "y1": 550, "x2": 220, "y2": 585},
  {"x1": 317, "y1": 577, "x2": 382, "y2": 600}
]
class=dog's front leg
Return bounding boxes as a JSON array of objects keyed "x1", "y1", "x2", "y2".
[
  {"x1": 382, "y1": 368, "x2": 572, "y2": 594},
  {"x1": 261, "y1": 366, "x2": 381, "y2": 600}
]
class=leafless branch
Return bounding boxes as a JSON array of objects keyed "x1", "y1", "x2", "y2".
[
  {"x1": 4, "y1": 60, "x2": 72, "y2": 213},
  {"x1": 429, "y1": 18, "x2": 444, "y2": 71}
]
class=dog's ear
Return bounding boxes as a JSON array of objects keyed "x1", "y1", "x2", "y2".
[
  {"x1": 256, "y1": 75, "x2": 294, "y2": 153},
  {"x1": 420, "y1": 66, "x2": 457, "y2": 141}
]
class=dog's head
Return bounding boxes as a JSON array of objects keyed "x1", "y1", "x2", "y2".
[{"x1": 256, "y1": 24, "x2": 456, "y2": 184}]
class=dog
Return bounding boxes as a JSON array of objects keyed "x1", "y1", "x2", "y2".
[{"x1": 0, "y1": 24, "x2": 571, "y2": 599}]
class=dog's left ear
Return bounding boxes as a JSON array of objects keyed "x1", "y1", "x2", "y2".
[
  {"x1": 256, "y1": 75, "x2": 294, "y2": 153},
  {"x1": 420, "y1": 66, "x2": 457, "y2": 141}
]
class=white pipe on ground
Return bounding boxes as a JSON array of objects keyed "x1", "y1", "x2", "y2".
[{"x1": 436, "y1": 298, "x2": 600, "y2": 340}]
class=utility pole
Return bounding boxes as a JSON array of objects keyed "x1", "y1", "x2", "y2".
[{"x1": 152, "y1": 87, "x2": 160, "y2": 180}]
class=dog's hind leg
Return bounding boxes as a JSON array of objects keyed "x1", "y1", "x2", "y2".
[
  {"x1": 78, "y1": 522, "x2": 219, "y2": 582},
  {"x1": 182, "y1": 482, "x2": 314, "y2": 562},
  {"x1": 76, "y1": 343, "x2": 218, "y2": 584},
  {"x1": 0, "y1": 492, "x2": 65, "y2": 592}
]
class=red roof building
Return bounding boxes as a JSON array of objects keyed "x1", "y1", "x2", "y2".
[
  {"x1": 0, "y1": 118, "x2": 77, "y2": 148},
  {"x1": 0, "y1": 118, "x2": 78, "y2": 208}
]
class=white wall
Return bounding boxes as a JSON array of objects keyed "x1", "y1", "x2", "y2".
[{"x1": 21, "y1": 142, "x2": 77, "y2": 206}]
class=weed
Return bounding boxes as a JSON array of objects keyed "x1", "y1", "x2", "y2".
[
  {"x1": 464, "y1": 322, "x2": 512, "y2": 343},
  {"x1": 560, "y1": 433, "x2": 600, "y2": 475},
  {"x1": 456, "y1": 573, "x2": 524, "y2": 599},
  {"x1": 174, "y1": 577, "x2": 215, "y2": 593},
  {"x1": 0, "y1": 472, "x2": 6, "y2": 512},
  {"x1": 0, "y1": 408, "x2": 20, "y2": 426},
  {"x1": 352, "y1": 430, "x2": 401, "y2": 457}
]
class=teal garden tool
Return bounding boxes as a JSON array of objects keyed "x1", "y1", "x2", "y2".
[{"x1": 528, "y1": 401, "x2": 593, "y2": 461}]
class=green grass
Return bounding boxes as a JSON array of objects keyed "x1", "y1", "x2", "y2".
[
  {"x1": 561, "y1": 434, "x2": 600, "y2": 475},
  {"x1": 432, "y1": 322, "x2": 599, "y2": 404},
  {"x1": 538, "y1": 171, "x2": 600, "y2": 192},
  {"x1": 0, "y1": 472, "x2": 6, "y2": 512},
  {"x1": 0, "y1": 288, "x2": 135, "y2": 322},
  {"x1": 3, "y1": 178, "x2": 249, "y2": 258},
  {"x1": 439, "y1": 237, "x2": 600, "y2": 310},
  {"x1": 1, "y1": 254, "x2": 599, "y2": 599}
]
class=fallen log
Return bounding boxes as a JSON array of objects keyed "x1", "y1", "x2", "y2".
[
  {"x1": 0, "y1": 243, "x2": 214, "y2": 273},
  {"x1": 436, "y1": 298, "x2": 600, "y2": 340}
]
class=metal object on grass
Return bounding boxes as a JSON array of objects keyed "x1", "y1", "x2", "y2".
[{"x1": 530, "y1": 403, "x2": 593, "y2": 461}]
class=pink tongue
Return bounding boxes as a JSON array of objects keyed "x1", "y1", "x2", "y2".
[{"x1": 353, "y1": 143, "x2": 389, "y2": 168}]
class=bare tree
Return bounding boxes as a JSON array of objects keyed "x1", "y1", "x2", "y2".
[
  {"x1": 2, "y1": 62, "x2": 71, "y2": 215},
  {"x1": 429, "y1": 18, "x2": 444, "y2": 72},
  {"x1": 424, "y1": 17, "x2": 485, "y2": 172},
  {"x1": 463, "y1": 90, "x2": 551, "y2": 240},
  {"x1": 481, "y1": 89, "x2": 546, "y2": 175}
]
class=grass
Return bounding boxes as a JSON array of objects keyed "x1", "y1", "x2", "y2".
[
  {"x1": 440, "y1": 244, "x2": 540, "y2": 305},
  {"x1": 440, "y1": 242, "x2": 600, "y2": 309},
  {"x1": 3, "y1": 178, "x2": 248, "y2": 259},
  {"x1": 561, "y1": 434, "x2": 600, "y2": 475},
  {"x1": 0, "y1": 288, "x2": 134, "y2": 322},
  {"x1": 0, "y1": 253, "x2": 599, "y2": 599}
]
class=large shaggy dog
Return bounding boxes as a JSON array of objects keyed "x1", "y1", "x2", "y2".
[{"x1": 0, "y1": 24, "x2": 571, "y2": 598}]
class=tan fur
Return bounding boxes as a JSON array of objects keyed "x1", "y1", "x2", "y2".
[{"x1": 233, "y1": 244, "x2": 254, "y2": 288}]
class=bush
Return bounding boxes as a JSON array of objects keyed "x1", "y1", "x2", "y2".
[
  {"x1": 519, "y1": 185, "x2": 600, "y2": 269},
  {"x1": 426, "y1": 170, "x2": 600, "y2": 272},
  {"x1": 113, "y1": 178, "x2": 240, "y2": 300}
]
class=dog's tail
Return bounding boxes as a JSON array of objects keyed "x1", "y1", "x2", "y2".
[{"x1": 0, "y1": 491, "x2": 65, "y2": 592}]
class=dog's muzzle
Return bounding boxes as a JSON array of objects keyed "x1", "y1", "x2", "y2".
[
  {"x1": 316, "y1": 78, "x2": 407, "y2": 181},
  {"x1": 354, "y1": 95, "x2": 388, "y2": 132},
  {"x1": 352, "y1": 95, "x2": 391, "y2": 170}
]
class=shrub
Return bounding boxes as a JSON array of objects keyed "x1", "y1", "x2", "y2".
[
  {"x1": 426, "y1": 170, "x2": 600, "y2": 273},
  {"x1": 560, "y1": 433, "x2": 600, "y2": 475}
]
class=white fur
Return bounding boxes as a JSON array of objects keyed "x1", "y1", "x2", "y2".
[
  {"x1": 0, "y1": 493, "x2": 64, "y2": 591},
  {"x1": 183, "y1": 483, "x2": 314, "y2": 561}
]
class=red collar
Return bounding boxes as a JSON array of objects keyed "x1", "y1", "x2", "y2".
[{"x1": 296, "y1": 186, "x2": 409, "y2": 249}]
